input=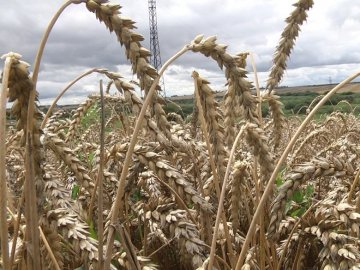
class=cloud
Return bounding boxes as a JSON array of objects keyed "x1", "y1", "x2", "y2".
[{"x1": 1, "y1": 0, "x2": 360, "y2": 104}]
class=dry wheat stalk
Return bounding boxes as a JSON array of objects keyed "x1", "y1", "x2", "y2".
[
  {"x1": 39, "y1": 220, "x2": 63, "y2": 270},
  {"x1": 0, "y1": 53, "x2": 26, "y2": 270},
  {"x1": 0, "y1": 52, "x2": 16, "y2": 270},
  {"x1": 3, "y1": 53, "x2": 45, "y2": 268}
]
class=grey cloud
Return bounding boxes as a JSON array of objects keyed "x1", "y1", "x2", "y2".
[{"x1": 1, "y1": 0, "x2": 360, "y2": 102}]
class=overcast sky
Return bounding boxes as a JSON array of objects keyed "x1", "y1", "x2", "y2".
[{"x1": 1, "y1": 0, "x2": 360, "y2": 105}]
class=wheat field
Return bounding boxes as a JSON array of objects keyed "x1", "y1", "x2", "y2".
[{"x1": 1, "y1": 0, "x2": 360, "y2": 269}]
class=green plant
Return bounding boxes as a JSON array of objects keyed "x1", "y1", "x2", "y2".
[{"x1": 81, "y1": 103, "x2": 99, "y2": 129}]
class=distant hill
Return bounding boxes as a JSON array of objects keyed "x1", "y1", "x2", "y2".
[{"x1": 169, "y1": 82, "x2": 360, "y2": 101}]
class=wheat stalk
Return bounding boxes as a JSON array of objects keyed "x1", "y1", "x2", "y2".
[
  {"x1": 0, "y1": 52, "x2": 16, "y2": 270},
  {"x1": 4, "y1": 53, "x2": 47, "y2": 268},
  {"x1": 39, "y1": 225, "x2": 61, "y2": 270}
]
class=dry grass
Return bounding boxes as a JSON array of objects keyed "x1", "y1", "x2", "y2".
[{"x1": 1, "y1": 0, "x2": 360, "y2": 269}]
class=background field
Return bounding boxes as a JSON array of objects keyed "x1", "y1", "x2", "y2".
[{"x1": 164, "y1": 82, "x2": 360, "y2": 117}]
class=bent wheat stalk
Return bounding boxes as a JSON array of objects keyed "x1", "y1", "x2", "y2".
[
  {"x1": 23, "y1": 2, "x2": 81, "y2": 268},
  {"x1": 235, "y1": 70, "x2": 360, "y2": 269},
  {"x1": 0, "y1": 53, "x2": 14, "y2": 270}
]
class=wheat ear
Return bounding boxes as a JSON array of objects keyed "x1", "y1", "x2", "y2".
[
  {"x1": 84, "y1": 0, "x2": 179, "y2": 144},
  {"x1": 192, "y1": 71, "x2": 236, "y2": 266},
  {"x1": 191, "y1": 36, "x2": 260, "y2": 127},
  {"x1": 223, "y1": 80, "x2": 237, "y2": 146},
  {"x1": 45, "y1": 132, "x2": 94, "y2": 201},
  {"x1": 266, "y1": 0, "x2": 314, "y2": 92},
  {"x1": 229, "y1": 162, "x2": 250, "y2": 234},
  {"x1": 268, "y1": 156, "x2": 352, "y2": 240},
  {"x1": 265, "y1": 0, "x2": 314, "y2": 150},
  {"x1": 245, "y1": 123, "x2": 275, "y2": 184},
  {"x1": 195, "y1": 74, "x2": 227, "y2": 180},
  {"x1": 264, "y1": 92, "x2": 285, "y2": 150},
  {"x1": 115, "y1": 143, "x2": 212, "y2": 212},
  {"x1": 235, "y1": 70, "x2": 360, "y2": 269}
]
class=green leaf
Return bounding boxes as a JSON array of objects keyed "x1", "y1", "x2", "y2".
[
  {"x1": 71, "y1": 185, "x2": 79, "y2": 200},
  {"x1": 290, "y1": 207, "x2": 305, "y2": 217},
  {"x1": 87, "y1": 151, "x2": 95, "y2": 165},
  {"x1": 88, "y1": 220, "x2": 98, "y2": 240},
  {"x1": 275, "y1": 177, "x2": 284, "y2": 187},
  {"x1": 285, "y1": 201, "x2": 292, "y2": 215},
  {"x1": 130, "y1": 189, "x2": 141, "y2": 202},
  {"x1": 305, "y1": 184, "x2": 314, "y2": 198},
  {"x1": 292, "y1": 190, "x2": 303, "y2": 204}
]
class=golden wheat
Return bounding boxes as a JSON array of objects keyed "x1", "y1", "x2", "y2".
[{"x1": 2, "y1": 0, "x2": 360, "y2": 269}]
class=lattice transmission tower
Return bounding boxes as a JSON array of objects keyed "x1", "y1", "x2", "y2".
[{"x1": 148, "y1": 0, "x2": 166, "y2": 95}]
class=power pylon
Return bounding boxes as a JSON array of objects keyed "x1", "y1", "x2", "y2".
[{"x1": 148, "y1": 0, "x2": 166, "y2": 96}]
